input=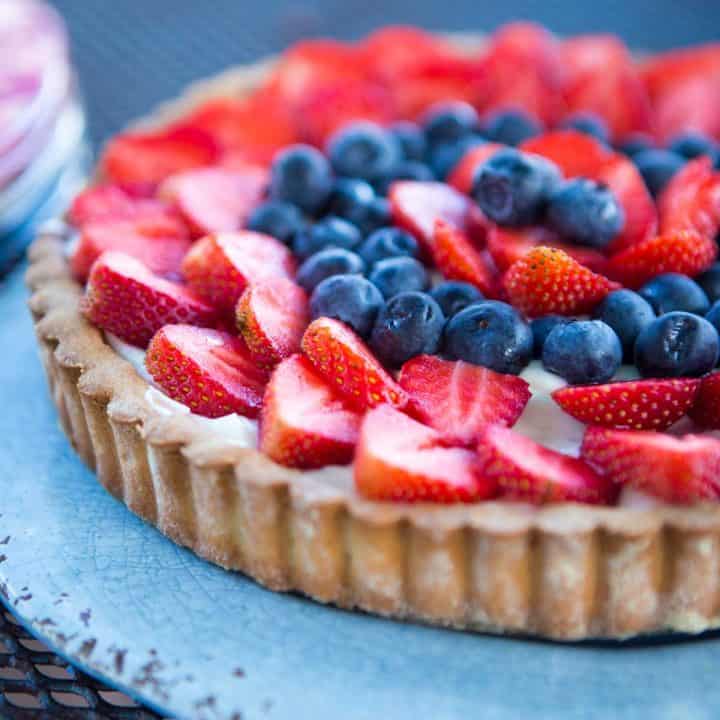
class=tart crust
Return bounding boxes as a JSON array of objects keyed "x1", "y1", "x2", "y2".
[{"x1": 26, "y1": 53, "x2": 720, "y2": 641}]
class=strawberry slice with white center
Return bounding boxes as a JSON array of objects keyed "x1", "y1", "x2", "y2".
[
  {"x1": 688, "y1": 372, "x2": 720, "y2": 429},
  {"x1": 301, "y1": 317, "x2": 409, "y2": 412},
  {"x1": 552, "y1": 378, "x2": 700, "y2": 431},
  {"x1": 182, "y1": 231, "x2": 296, "y2": 317},
  {"x1": 145, "y1": 324, "x2": 270, "y2": 418},
  {"x1": 503, "y1": 246, "x2": 619, "y2": 317},
  {"x1": 259, "y1": 354, "x2": 361, "y2": 469},
  {"x1": 581, "y1": 426, "x2": 720, "y2": 503},
  {"x1": 82, "y1": 252, "x2": 218, "y2": 348},
  {"x1": 236, "y1": 277, "x2": 309, "y2": 367},
  {"x1": 398, "y1": 355, "x2": 531, "y2": 446},
  {"x1": 159, "y1": 166, "x2": 268, "y2": 236},
  {"x1": 476, "y1": 425, "x2": 618, "y2": 505},
  {"x1": 431, "y1": 219, "x2": 498, "y2": 296},
  {"x1": 354, "y1": 405, "x2": 497, "y2": 503}
]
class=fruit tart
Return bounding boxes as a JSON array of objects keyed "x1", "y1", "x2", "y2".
[{"x1": 27, "y1": 24, "x2": 720, "y2": 639}]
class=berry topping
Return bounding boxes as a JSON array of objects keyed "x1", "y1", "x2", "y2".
[
  {"x1": 296, "y1": 248, "x2": 366, "y2": 293},
  {"x1": 399, "y1": 355, "x2": 531, "y2": 445},
  {"x1": 503, "y1": 246, "x2": 620, "y2": 317},
  {"x1": 688, "y1": 372, "x2": 720, "y2": 429},
  {"x1": 145, "y1": 324, "x2": 269, "y2": 418},
  {"x1": 542, "y1": 320, "x2": 622, "y2": 385},
  {"x1": 593, "y1": 289, "x2": 656, "y2": 360},
  {"x1": 447, "y1": 142, "x2": 503, "y2": 194},
  {"x1": 292, "y1": 216, "x2": 362, "y2": 261},
  {"x1": 309, "y1": 274, "x2": 383, "y2": 338},
  {"x1": 246, "y1": 201, "x2": 306, "y2": 246},
  {"x1": 422, "y1": 101, "x2": 480, "y2": 148},
  {"x1": 530, "y1": 314, "x2": 572, "y2": 357},
  {"x1": 268, "y1": 144, "x2": 333, "y2": 215},
  {"x1": 357, "y1": 227, "x2": 419, "y2": 266},
  {"x1": 521, "y1": 130, "x2": 611, "y2": 178},
  {"x1": 68, "y1": 185, "x2": 178, "y2": 227},
  {"x1": 618, "y1": 134, "x2": 655, "y2": 158},
  {"x1": 638, "y1": 273, "x2": 710, "y2": 315},
  {"x1": 369, "y1": 291, "x2": 445, "y2": 367},
  {"x1": 482, "y1": 110, "x2": 541, "y2": 146},
  {"x1": 389, "y1": 121, "x2": 427, "y2": 162},
  {"x1": 328, "y1": 178, "x2": 387, "y2": 235},
  {"x1": 430, "y1": 281, "x2": 484, "y2": 318},
  {"x1": 476, "y1": 425, "x2": 617, "y2": 505},
  {"x1": 82, "y1": 253, "x2": 217, "y2": 348},
  {"x1": 443, "y1": 300, "x2": 533, "y2": 375},
  {"x1": 635, "y1": 312, "x2": 719, "y2": 378},
  {"x1": 301, "y1": 317, "x2": 408, "y2": 411},
  {"x1": 697, "y1": 263, "x2": 720, "y2": 303},
  {"x1": 552, "y1": 378, "x2": 700, "y2": 430},
  {"x1": 559, "y1": 113, "x2": 610, "y2": 144},
  {"x1": 354, "y1": 405, "x2": 495, "y2": 503},
  {"x1": 668, "y1": 132, "x2": 719, "y2": 163},
  {"x1": 182, "y1": 232, "x2": 295, "y2": 317},
  {"x1": 545, "y1": 178, "x2": 625, "y2": 248},
  {"x1": 259, "y1": 354, "x2": 361, "y2": 469},
  {"x1": 376, "y1": 160, "x2": 435, "y2": 194},
  {"x1": 428, "y1": 135, "x2": 486, "y2": 181},
  {"x1": 581, "y1": 427, "x2": 720, "y2": 503},
  {"x1": 235, "y1": 277, "x2": 309, "y2": 367},
  {"x1": 327, "y1": 122, "x2": 400, "y2": 183},
  {"x1": 632, "y1": 149, "x2": 686, "y2": 197},
  {"x1": 368, "y1": 256, "x2": 429, "y2": 299}
]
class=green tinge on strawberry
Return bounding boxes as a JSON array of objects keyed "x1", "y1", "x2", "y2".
[
  {"x1": 398, "y1": 355, "x2": 531, "y2": 446},
  {"x1": 552, "y1": 378, "x2": 701, "y2": 431},
  {"x1": 182, "y1": 231, "x2": 296, "y2": 317},
  {"x1": 236, "y1": 277, "x2": 309, "y2": 367},
  {"x1": 476, "y1": 425, "x2": 618, "y2": 505},
  {"x1": 688, "y1": 372, "x2": 720, "y2": 429},
  {"x1": 71, "y1": 218, "x2": 192, "y2": 283},
  {"x1": 581, "y1": 426, "x2": 720, "y2": 503},
  {"x1": 606, "y1": 230, "x2": 718, "y2": 289},
  {"x1": 301, "y1": 317, "x2": 409, "y2": 412},
  {"x1": 259, "y1": 354, "x2": 362, "y2": 469},
  {"x1": 431, "y1": 219, "x2": 498, "y2": 296},
  {"x1": 159, "y1": 166, "x2": 268, "y2": 236},
  {"x1": 448, "y1": 143, "x2": 503, "y2": 194},
  {"x1": 354, "y1": 405, "x2": 497, "y2": 503},
  {"x1": 503, "y1": 245, "x2": 619, "y2": 317},
  {"x1": 82, "y1": 252, "x2": 218, "y2": 348},
  {"x1": 145, "y1": 324, "x2": 270, "y2": 419}
]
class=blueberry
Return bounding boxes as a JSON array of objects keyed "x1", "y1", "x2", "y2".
[
  {"x1": 369, "y1": 292, "x2": 445, "y2": 367},
  {"x1": 542, "y1": 320, "x2": 622, "y2": 385},
  {"x1": 428, "y1": 135, "x2": 485, "y2": 180},
  {"x1": 369, "y1": 256, "x2": 429, "y2": 299},
  {"x1": 471, "y1": 148, "x2": 561, "y2": 227},
  {"x1": 430, "y1": 281, "x2": 484, "y2": 318},
  {"x1": 389, "y1": 121, "x2": 427, "y2": 162},
  {"x1": 269, "y1": 144, "x2": 333, "y2": 215},
  {"x1": 328, "y1": 122, "x2": 400, "y2": 183},
  {"x1": 617, "y1": 133, "x2": 655, "y2": 157},
  {"x1": 444, "y1": 300, "x2": 533, "y2": 375},
  {"x1": 546, "y1": 178, "x2": 625, "y2": 248},
  {"x1": 375, "y1": 161, "x2": 434, "y2": 195},
  {"x1": 309, "y1": 274, "x2": 383, "y2": 338},
  {"x1": 705, "y1": 300, "x2": 720, "y2": 336},
  {"x1": 593, "y1": 289, "x2": 655, "y2": 360},
  {"x1": 328, "y1": 179, "x2": 387, "y2": 235},
  {"x1": 668, "y1": 132, "x2": 719, "y2": 163},
  {"x1": 246, "y1": 201, "x2": 305, "y2": 245},
  {"x1": 633, "y1": 149, "x2": 685, "y2": 197},
  {"x1": 530, "y1": 315, "x2": 572, "y2": 358},
  {"x1": 635, "y1": 312, "x2": 719, "y2": 378},
  {"x1": 697, "y1": 263, "x2": 720, "y2": 303},
  {"x1": 357, "y1": 227, "x2": 419, "y2": 266},
  {"x1": 296, "y1": 248, "x2": 365, "y2": 293},
  {"x1": 482, "y1": 110, "x2": 541, "y2": 146},
  {"x1": 422, "y1": 101, "x2": 480, "y2": 148},
  {"x1": 560, "y1": 113, "x2": 610, "y2": 144},
  {"x1": 638, "y1": 273, "x2": 710, "y2": 316},
  {"x1": 292, "y1": 216, "x2": 361, "y2": 261}
]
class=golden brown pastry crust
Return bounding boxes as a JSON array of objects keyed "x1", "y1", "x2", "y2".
[{"x1": 26, "y1": 53, "x2": 720, "y2": 641}]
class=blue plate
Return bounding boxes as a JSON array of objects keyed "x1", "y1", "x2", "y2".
[{"x1": 2, "y1": 262, "x2": 720, "y2": 720}]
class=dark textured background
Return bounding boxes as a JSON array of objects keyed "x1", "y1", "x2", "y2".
[{"x1": 48, "y1": 0, "x2": 720, "y2": 150}]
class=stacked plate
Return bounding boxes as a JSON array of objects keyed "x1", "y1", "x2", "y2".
[{"x1": 0, "y1": 0, "x2": 90, "y2": 273}]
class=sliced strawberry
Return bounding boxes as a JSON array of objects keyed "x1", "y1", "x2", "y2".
[
  {"x1": 688, "y1": 372, "x2": 720, "y2": 429},
  {"x1": 659, "y1": 156, "x2": 720, "y2": 240},
  {"x1": 503, "y1": 246, "x2": 619, "y2": 317},
  {"x1": 431, "y1": 219, "x2": 497, "y2": 296},
  {"x1": 398, "y1": 355, "x2": 530, "y2": 445},
  {"x1": 259, "y1": 354, "x2": 361, "y2": 469},
  {"x1": 82, "y1": 252, "x2": 217, "y2": 348},
  {"x1": 354, "y1": 405, "x2": 496, "y2": 503},
  {"x1": 581, "y1": 426, "x2": 720, "y2": 503},
  {"x1": 447, "y1": 142, "x2": 502, "y2": 194},
  {"x1": 476, "y1": 425, "x2": 617, "y2": 505},
  {"x1": 236, "y1": 277, "x2": 309, "y2": 367},
  {"x1": 652, "y1": 75, "x2": 720, "y2": 144},
  {"x1": 145, "y1": 324, "x2": 269, "y2": 418},
  {"x1": 641, "y1": 43, "x2": 720, "y2": 99},
  {"x1": 101, "y1": 124, "x2": 220, "y2": 187},
  {"x1": 182, "y1": 232, "x2": 296, "y2": 317},
  {"x1": 159, "y1": 166, "x2": 267, "y2": 236},
  {"x1": 301, "y1": 317, "x2": 408, "y2": 412},
  {"x1": 521, "y1": 130, "x2": 612, "y2": 179},
  {"x1": 552, "y1": 378, "x2": 700, "y2": 431},
  {"x1": 606, "y1": 230, "x2": 718, "y2": 289},
  {"x1": 487, "y1": 225, "x2": 609, "y2": 275},
  {"x1": 71, "y1": 219, "x2": 192, "y2": 283}
]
